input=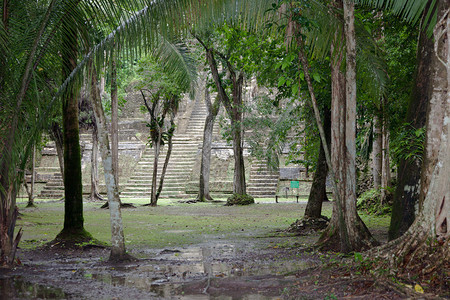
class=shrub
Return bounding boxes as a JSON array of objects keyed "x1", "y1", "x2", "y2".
[
  {"x1": 357, "y1": 188, "x2": 393, "y2": 215},
  {"x1": 225, "y1": 193, "x2": 255, "y2": 206}
]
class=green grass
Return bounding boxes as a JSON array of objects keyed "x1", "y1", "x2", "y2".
[
  {"x1": 15, "y1": 198, "x2": 387, "y2": 251},
  {"x1": 16, "y1": 199, "x2": 309, "y2": 250}
]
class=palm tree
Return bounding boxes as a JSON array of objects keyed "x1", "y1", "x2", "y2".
[{"x1": 0, "y1": 0, "x2": 273, "y2": 266}]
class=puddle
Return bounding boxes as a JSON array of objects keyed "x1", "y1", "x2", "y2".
[
  {"x1": 83, "y1": 244, "x2": 310, "y2": 299},
  {"x1": 0, "y1": 277, "x2": 66, "y2": 299}
]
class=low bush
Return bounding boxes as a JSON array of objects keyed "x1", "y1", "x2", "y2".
[{"x1": 225, "y1": 193, "x2": 255, "y2": 206}]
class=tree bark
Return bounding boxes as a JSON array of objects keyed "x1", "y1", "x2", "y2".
[
  {"x1": 318, "y1": 0, "x2": 378, "y2": 252},
  {"x1": 202, "y1": 44, "x2": 247, "y2": 196},
  {"x1": 58, "y1": 15, "x2": 85, "y2": 237},
  {"x1": 377, "y1": 3, "x2": 449, "y2": 275},
  {"x1": 389, "y1": 14, "x2": 433, "y2": 239},
  {"x1": 151, "y1": 133, "x2": 161, "y2": 206},
  {"x1": 50, "y1": 122, "x2": 65, "y2": 179},
  {"x1": 111, "y1": 50, "x2": 119, "y2": 186},
  {"x1": 25, "y1": 144, "x2": 36, "y2": 207},
  {"x1": 156, "y1": 120, "x2": 175, "y2": 200},
  {"x1": 198, "y1": 87, "x2": 220, "y2": 202},
  {"x1": 304, "y1": 106, "x2": 331, "y2": 219},
  {"x1": 381, "y1": 111, "x2": 391, "y2": 203},
  {"x1": 90, "y1": 65, "x2": 128, "y2": 261},
  {"x1": 90, "y1": 123, "x2": 104, "y2": 201},
  {"x1": 372, "y1": 113, "x2": 382, "y2": 189},
  {"x1": 230, "y1": 73, "x2": 246, "y2": 195}
]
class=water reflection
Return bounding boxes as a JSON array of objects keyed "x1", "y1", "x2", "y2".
[
  {"x1": 0, "y1": 277, "x2": 66, "y2": 299},
  {"x1": 86, "y1": 244, "x2": 309, "y2": 299}
]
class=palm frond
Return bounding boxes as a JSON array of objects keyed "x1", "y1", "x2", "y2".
[{"x1": 357, "y1": 0, "x2": 437, "y2": 34}]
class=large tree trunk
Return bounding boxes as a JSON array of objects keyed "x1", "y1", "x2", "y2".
[
  {"x1": 304, "y1": 106, "x2": 331, "y2": 219},
  {"x1": 318, "y1": 0, "x2": 378, "y2": 252},
  {"x1": 57, "y1": 17, "x2": 86, "y2": 238},
  {"x1": 198, "y1": 87, "x2": 219, "y2": 202},
  {"x1": 110, "y1": 51, "x2": 119, "y2": 186},
  {"x1": 389, "y1": 4, "x2": 434, "y2": 240},
  {"x1": 90, "y1": 66, "x2": 129, "y2": 261},
  {"x1": 378, "y1": 3, "x2": 449, "y2": 277}
]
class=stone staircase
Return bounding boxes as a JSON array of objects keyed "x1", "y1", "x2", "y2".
[
  {"x1": 247, "y1": 160, "x2": 279, "y2": 198},
  {"x1": 38, "y1": 172, "x2": 64, "y2": 199},
  {"x1": 120, "y1": 99, "x2": 207, "y2": 199}
]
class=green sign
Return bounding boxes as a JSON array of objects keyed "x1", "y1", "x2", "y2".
[{"x1": 290, "y1": 181, "x2": 299, "y2": 188}]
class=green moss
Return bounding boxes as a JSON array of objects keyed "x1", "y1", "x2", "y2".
[
  {"x1": 225, "y1": 193, "x2": 255, "y2": 206},
  {"x1": 357, "y1": 188, "x2": 393, "y2": 216}
]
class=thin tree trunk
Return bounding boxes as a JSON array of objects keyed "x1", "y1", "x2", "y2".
[
  {"x1": 198, "y1": 87, "x2": 219, "y2": 202},
  {"x1": 111, "y1": 51, "x2": 119, "y2": 186},
  {"x1": 231, "y1": 74, "x2": 246, "y2": 195},
  {"x1": 26, "y1": 144, "x2": 36, "y2": 207},
  {"x1": 381, "y1": 116, "x2": 391, "y2": 204},
  {"x1": 199, "y1": 39, "x2": 248, "y2": 196},
  {"x1": 50, "y1": 122, "x2": 64, "y2": 179},
  {"x1": 151, "y1": 133, "x2": 161, "y2": 207},
  {"x1": 156, "y1": 121, "x2": 175, "y2": 200},
  {"x1": 304, "y1": 106, "x2": 331, "y2": 219},
  {"x1": 342, "y1": 0, "x2": 377, "y2": 251},
  {"x1": 90, "y1": 65, "x2": 129, "y2": 261},
  {"x1": 90, "y1": 124, "x2": 104, "y2": 201},
  {"x1": 372, "y1": 113, "x2": 382, "y2": 189},
  {"x1": 389, "y1": 11, "x2": 433, "y2": 239}
]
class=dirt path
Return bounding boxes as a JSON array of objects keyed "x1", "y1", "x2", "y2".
[{"x1": 0, "y1": 201, "x2": 441, "y2": 299}]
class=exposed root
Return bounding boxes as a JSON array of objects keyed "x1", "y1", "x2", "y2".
[
  {"x1": 100, "y1": 202, "x2": 136, "y2": 209},
  {"x1": 46, "y1": 229, "x2": 106, "y2": 250},
  {"x1": 368, "y1": 230, "x2": 449, "y2": 296},
  {"x1": 287, "y1": 216, "x2": 330, "y2": 235}
]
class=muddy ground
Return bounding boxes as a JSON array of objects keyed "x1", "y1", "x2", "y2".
[{"x1": 0, "y1": 200, "x2": 446, "y2": 299}]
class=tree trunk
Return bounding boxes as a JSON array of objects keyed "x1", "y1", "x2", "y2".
[
  {"x1": 381, "y1": 114, "x2": 391, "y2": 204},
  {"x1": 90, "y1": 65, "x2": 128, "y2": 261},
  {"x1": 372, "y1": 113, "x2": 382, "y2": 189},
  {"x1": 419, "y1": 9, "x2": 449, "y2": 209},
  {"x1": 90, "y1": 124, "x2": 104, "y2": 201},
  {"x1": 150, "y1": 133, "x2": 162, "y2": 207},
  {"x1": 379, "y1": 3, "x2": 449, "y2": 276},
  {"x1": 198, "y1": 87, "x2": 219, "y2": 202},
  {"x1": 230, "y1": 74, "x2": 246, "y2": 195},
  {"x1": 25, "y1": 144, "x2": 36, "y2": 207},
  {"x1": 156, "y1": 121, "x2": 175, "y2": 200},
  {"x1": 111, "y1": 51, "x2": 119, "y2": 186},
  {"x1": 318, "y1": 0, "x2": 378, "y2": 252},
  {"x1": 57, "y1": 17, "x2": 86, "y2": 238},
  {"x1": 304, "y1": 106, "x2": 331, "y2": 219},
  {"x1": 50, "y1": 122, "x2": 65, "y2": 179},
  {"x1": 389, "y1": 13, "x2": 433, "y2": 239},
  {"x1": 201, "y1": 43, "x2": 248, "y2": 196}
]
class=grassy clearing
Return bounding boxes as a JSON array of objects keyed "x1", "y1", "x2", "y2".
[{"x1": 15, "y1": 198, "x2": 388, "y2": 251}]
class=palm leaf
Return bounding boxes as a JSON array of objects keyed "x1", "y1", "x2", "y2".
[{"x1": 357, "y1": 0, "x2": 438, "y2": 34}]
